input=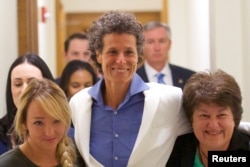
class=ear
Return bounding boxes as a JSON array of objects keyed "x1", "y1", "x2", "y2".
[
  {"x1": 168, "y1": 39, "x2": 172, "y2": 49},
  {"x1": 21, "y1": 124, "x2": 29, "y2": 136},
  {"x1": 63, "y1": 52, "x2": 68, "y2": 62},
  {"x1": 96, "y1": 50, "x2": 102, "y2": 64}
]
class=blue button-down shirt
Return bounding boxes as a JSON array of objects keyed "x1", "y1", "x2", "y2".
[{"x1": 88, "y1": 74, "x2": 149, "y2": 167}]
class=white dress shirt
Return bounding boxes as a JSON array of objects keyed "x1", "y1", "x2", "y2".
[{"x1": 144, "y1": 61, "x2": 173, "y2": 85}]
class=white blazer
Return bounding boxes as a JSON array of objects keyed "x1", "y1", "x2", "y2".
[{"x1": 70, "y1": 82, "x2": 191, "y2": 167}]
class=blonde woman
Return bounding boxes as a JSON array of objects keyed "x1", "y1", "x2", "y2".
[{"x1": 0, "y1": 78, "x2": 83, "y2": 167}]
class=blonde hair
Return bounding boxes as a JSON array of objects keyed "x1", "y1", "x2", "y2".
[{"x1": 14, "y1": 78, "x2": 76, "y2": 167}]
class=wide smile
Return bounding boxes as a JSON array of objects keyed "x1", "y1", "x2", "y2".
[
  {"x1": 204, "y1": 130, "x2": 223, "y2": 135},
  {"x1": 112, "y1": 68, "x2": 129, "y2": 73}
]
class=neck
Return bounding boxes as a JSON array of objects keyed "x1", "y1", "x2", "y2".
[
  {"x1": 198, "y1": 145, "x2": 208, "y2": 167},
  {"x1": 147, "y1": 60, "x2": 167, "y2": 72},
  {"x1": 103, "y1": 80, "x2": 129, "y2": 109}
]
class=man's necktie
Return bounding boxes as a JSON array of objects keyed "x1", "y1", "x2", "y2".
[{"x1": 157, "y1": 73, "x2": 165, "y2": 84}]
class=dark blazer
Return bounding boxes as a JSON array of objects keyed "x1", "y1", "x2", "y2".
[
  {"x1": 166, "y1": 130, "x2": 250, "y2": 167},
  {"x1": 136, "y1": 63, "x2": 195, "y2": 89}
]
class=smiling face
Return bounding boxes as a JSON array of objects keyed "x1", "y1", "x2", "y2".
[
  {"x1": 96, "y1": 33, "x2": 138, "y2": 85},
  {"x1": 192, "y1": 103, "x2": 235, "y2": 151},
  {"x1": 24, "y1": 100, "x2": 66, "y2": 151},
  {"x1": 67, "y1": 69, "x2": 94, "y2": 99},
  {"x1": 11, "y1": 63, "x2": 43, "y2": 108}
]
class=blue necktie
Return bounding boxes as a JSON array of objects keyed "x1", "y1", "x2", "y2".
[{"x1": 157, "y1": 73, "x2": 165, "y2": 84}]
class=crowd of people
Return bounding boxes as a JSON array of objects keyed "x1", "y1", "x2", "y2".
[{"x1": 0, "y1": 10, "x2": 249, "y2": 167}]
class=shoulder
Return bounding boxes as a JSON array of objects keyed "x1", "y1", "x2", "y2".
[
  {"x1": 69, "y1": 87, "x2": 92, "y2": 119},
  {"x1": 171, "y1": 133, "x2": 198, "y2": 155},
  {"x1": 229, "y1": 130, "x2": 250, "y2": 150},
  {"x1": 0, "y1": 140, "x2": 8, "y2": 155},
  {"x1": 145, "y1": 83, "x2": 183, "y2": 110},
  {"x1": 175, "y1": 133, "x2": 197, "y2": 145},
  {"x1": 70, "y1": 87, "x2": 92, "y2": 105},
  {"x1": 146, "y1": 82, "x2": 182, "y2": 96},
  {"x1": 0, "y1": 147, "x2": 23, "y2": 166},
  {"x1": 54, "y1": 77, "x2": 61, "y2": 85},
  {"x1": 169, "y1": 63, "x2": 195, "y2": 75},
  {"x1": 136, "y1": 65, "x2": 146, "y2": 76},
  {"x1": 167, "y1": 133, "x2": 197, "y2": 167},
  {"x1": 136, "y1": 64, "x2": 145, "y2": 71},
  {"x1": 0, "y1": 147, "x2": 37, "y2": 167}
]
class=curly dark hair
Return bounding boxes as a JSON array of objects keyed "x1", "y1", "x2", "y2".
[
  {"x1": 87, "y1": 11, "x2": 144, "y2": 72},
  {"x1": 183, "y1": 69, "x2": 243, "y2": 127}
]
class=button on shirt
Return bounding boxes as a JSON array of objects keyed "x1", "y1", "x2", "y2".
[{"x1": 88, "y1": 74, "x2": 149, "y2": 167}]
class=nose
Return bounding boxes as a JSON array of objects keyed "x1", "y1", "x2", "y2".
[
  {"x1": 115, "y1": 54, "x2": 126, "y2": 64},
  {"x1": 77, "y1": 86, "x2": 85, "y2": 92},
  {"x1": 44, "y1": 124, "x2": 55, "y2": 136},
  {"x1": 21, "y1": 83, "x2": 28, "y2": 93},
  {"x1": 153, "y1": 42, "x2": 160, "y2": 50},
  {"x1": 207, "y1": 117, "x2": 220, "y2": 129}
]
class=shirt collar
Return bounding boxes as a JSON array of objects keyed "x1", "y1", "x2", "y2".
[
  {"x1": 88, "y1": 73, "x2": 149, "y2": 104},
  {"x1": 144, "y1": 61, "x2": 171, "y2": 81}
]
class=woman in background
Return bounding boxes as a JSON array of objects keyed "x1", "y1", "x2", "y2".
[
  {"x1": 166, "y1": 70, "x2": 250, "y2": 167},
  {"x1": 0, "y1": 53, "x2": 54, "y2": 154},
  {"x1": 59, "y1": 60, "x2": 97, "y2": 100}
]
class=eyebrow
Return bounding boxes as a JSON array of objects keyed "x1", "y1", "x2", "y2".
[
  {"x1": 12, "y1": 77, "x2": 36, "y2": 80},
  {"x1": 32, "y1": 116, "x2": 44, "y2": 119}
]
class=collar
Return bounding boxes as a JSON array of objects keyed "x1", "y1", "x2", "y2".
[
  {"x1": 144, "y1": 61, "x2": 172, "y2": 83},
  {"x1": 88, "y1": 74, "x2": 149, "y2": 106}
]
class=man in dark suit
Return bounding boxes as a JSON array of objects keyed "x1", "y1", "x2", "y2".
[{"x1": 137, "y1": 21, "x2": 195, "y2": 89}]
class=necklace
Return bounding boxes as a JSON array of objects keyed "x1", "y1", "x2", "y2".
[{"x1": 198, "y1": 146, "x2": 208, "y2": 167}]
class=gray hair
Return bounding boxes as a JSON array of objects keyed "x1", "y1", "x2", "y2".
[{"x1": 143, "y1": 21, "x2": 172, "y2": 40}]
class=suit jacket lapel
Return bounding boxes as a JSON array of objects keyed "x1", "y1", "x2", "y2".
[
  {"x1": 76, "y1": 85, "x2": 160, "y2": 166},
  {"x1": 127, "y1": 88, "x2": 160, "y2": 165},
  {"x1": 75, "y1": 95, "x2": 106, "y2": 167},
  {"x1": 74, "y1": 96, "x2": 93, "y2": 165},
  {"x1": 136, "y1": 65, "x2": 149, "y2": 82}
]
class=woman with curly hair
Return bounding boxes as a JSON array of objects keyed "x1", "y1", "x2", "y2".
[{"x1": 70, "y1": 10, "x2": 190, "y2": 167}]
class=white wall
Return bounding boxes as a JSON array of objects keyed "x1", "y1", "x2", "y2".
[
  {"x1": 0, "y1": 0, "x2": 18, "y2": 117},
  {"x1": 61, "y1": 0, "x2": 161, "y2": 12},
  {"x1": 244, "y1": 0, "x2": 250, "y2": 121},
  {"x1": 168, "y1": 0, "x2": 210, "y2": 71},
  {"x1": 209, "y1": 0, "x2": 249, "y2": 121},
  {"x1": 38, "y1": 0, "x2": 57, "y2": 77}
]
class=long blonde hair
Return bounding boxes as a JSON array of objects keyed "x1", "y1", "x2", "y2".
[{"x1": 14, "y1": 78, "x2": 76, "y2": 167}]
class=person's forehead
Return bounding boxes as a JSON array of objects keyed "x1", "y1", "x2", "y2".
[
  {"x1": 69, "y1": 38, "x2": 89, "y2": 45},
  {"x1": 11, "y1": 63, "x2": 42, "y2": 79}
]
